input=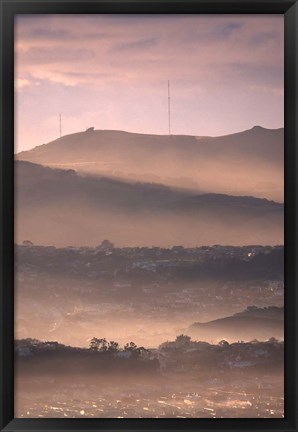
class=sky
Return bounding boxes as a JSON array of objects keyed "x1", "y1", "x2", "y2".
[{"x1": 15, "y1": 14, "x2": 284, "y2": 153}]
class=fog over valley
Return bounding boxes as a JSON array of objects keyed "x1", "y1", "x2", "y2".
[
  {"x1": 15, "y1": 157, "x2": 283, "y2": 248},
  {"x1": 17, "y1": 126, "x2": 284, "y2": 202},
  {"x1": 14, "y1": 126, "x2": 284, "y2": 418},
  {"x1": 15, "y1": 242, "x2": 284, "y2": 418}
]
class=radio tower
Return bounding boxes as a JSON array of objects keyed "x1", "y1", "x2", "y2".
[
  {"x1": 59, "y1": 113, "x2": 62, "y2": 138},
  {"x1": 168, "y1": 80, "x2": 171, "y2": 135}
]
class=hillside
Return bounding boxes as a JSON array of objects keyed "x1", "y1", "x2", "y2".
[
  {"x1": 188, "y1": 306, "x2": 284, "y2": 342},
  {"x1": 16, "y1": 126, "x2": 284, "y2": 201},
  {"x1": 15, "y1": 161, "x2": 283, "y2": 247}
]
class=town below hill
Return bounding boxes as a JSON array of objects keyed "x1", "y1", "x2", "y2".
[{"x1": 15, "y1": 243, "x2": 284, "y2": 347}]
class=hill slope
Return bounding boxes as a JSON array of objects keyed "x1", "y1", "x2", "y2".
[
  {"x1": 17, "y1": 126, "x2": 284, "y2": 201},
  {"x1": 188, "y1": 306, "x2": 284, "y2": 342},
  {"x1": 15, "y1": 161, "x2": 283, "y2": 247}
]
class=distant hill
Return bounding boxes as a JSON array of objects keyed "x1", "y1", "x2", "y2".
[
  {"x1": 188, "y1": 306, "x2": 284, "y2": 342},
  {"x1": 16, "y1": 126, "x2": 284, "y2": 201},
  {"x1": 15, "y1": 161, "x2": 283, "y2": 247}
]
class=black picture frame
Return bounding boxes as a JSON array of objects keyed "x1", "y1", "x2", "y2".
[{"x1": 0, "y1": 0, "x2": 297, "y2": 431}]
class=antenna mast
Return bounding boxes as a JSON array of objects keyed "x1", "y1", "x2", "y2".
[
  {"x1": 59, "y1": 113, "x2": 62, "y2": 138},
  {"x1": 168, "y1": 80, "x2": 171, "y2": 135}
]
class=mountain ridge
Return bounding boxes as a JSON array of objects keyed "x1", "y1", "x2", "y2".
[
  {"x1": 16, "y1": 126, "x2": 284, "y2": 202},
  {"x1": 17, "y1": 125, "x2": 284, "y2": 154},
  {"x1": 15, "y1": 160, "x2": 284, "y2": 247}
]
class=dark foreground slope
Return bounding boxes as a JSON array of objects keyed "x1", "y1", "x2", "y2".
[
  {"x1": 15, "y1": 161, "x2": 283, "y2": 247},
  {"x1": 17, "y1": 126, "x2": 284, "y2": 201}
]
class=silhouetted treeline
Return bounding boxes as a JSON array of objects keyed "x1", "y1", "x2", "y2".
[
  {"x1": 15, "y1": 335, "x2": 283, "y2": 378},
  {"x1": 15, "y1": 338, "x2": 159, "y2": 376},
  {"x1": 15, "y1": 244, "x2": 284, "y2": 282}
]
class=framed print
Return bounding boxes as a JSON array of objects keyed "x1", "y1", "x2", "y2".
[{"x1": 0, "y1": 0, "x2": 297, "y2": 431}]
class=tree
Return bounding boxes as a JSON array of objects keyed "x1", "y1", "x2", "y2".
[
  {"x1": 135, "y1": 346, "x2": 150, "y2": 359},
  {"x1": 218, "y1": 340, "x2": 229, "y2": 347},
  {"x1": 108, "y1": 341, "x2": 120, "y2": 353},
  {"x1": 124, "y1": 341, "x2": 138, "y2": 352},
  {"x1": 98, "y1": 338, "x2": 108, "y2": 351},
  {"x1": 89, "y1": 337, "x2": 101, "y2": 351},
  {"x1": 124, "y1": 341, "x2": 143, "y2": 358},
  {"x1": 89, "y1": 337, "x2": 108, "y2": 351}
]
